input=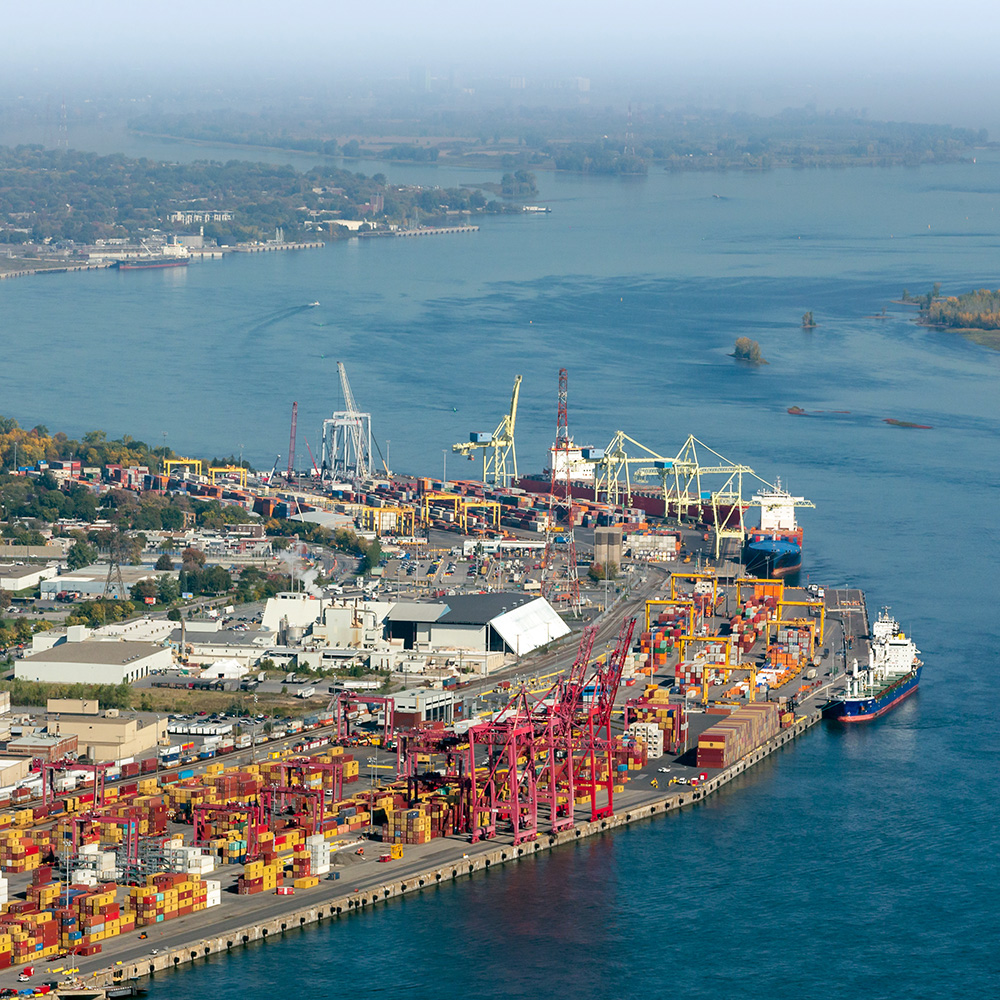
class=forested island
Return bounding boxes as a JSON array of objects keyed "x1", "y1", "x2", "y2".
[
  {"x1": 732, "y1": 337, "x2": 768, "y2": 364},
  {"x1": 918, "y1": 287, "x2": 1000, "y2": 350},
  {"x1": 0, "y1": 146, "x2": 530, "y2": 247},
  {"x1": 129, "y1": 105, "x2": 987, "y2": 177}
]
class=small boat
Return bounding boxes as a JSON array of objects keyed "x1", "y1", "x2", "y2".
[
  {"x1": 788, "y1": 406, "x2": 852, "y2": 416},
  {"x1": 308, "y1": 301, "x2": 320, "y2": 307}
]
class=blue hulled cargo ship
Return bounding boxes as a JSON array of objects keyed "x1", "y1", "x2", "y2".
[
  {"x1": 743, "y1": 484, "x2": 807, "y2": 577},
  {"x1": 822, "y1": 609, "x2": 923, "y2": 722}
]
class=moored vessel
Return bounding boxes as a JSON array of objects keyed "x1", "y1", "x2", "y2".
[
  {"x1": 822, "y1": 609, "x2": 923, "y2": 722},
  {"x1": 116, "y1": 256, "x2": 189, "y2": 270},
  {"x1": 115, "y1": 237, "x2": 190, "y2": 270},
  {"x1": 742, "y1": 483, "x2": 804, "y2": 577}
]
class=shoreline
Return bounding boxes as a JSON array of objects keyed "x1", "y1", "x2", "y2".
[
  {"x1": 81, "y1": 708, "x2": 824, "y2": 990},
  {"x1": 914, "y1": 317, "x2": 1000, "y2": 351}
]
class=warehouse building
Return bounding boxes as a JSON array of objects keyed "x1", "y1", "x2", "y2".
[
  {"x1": 385, "y1": 593, "x2": 569, "y2": 656},
  {"x1": 392, "y1": 688, "x2": 455, "y2": 728},
  {"x1": 17, "y1": 626, "x2": 173, "y2": 684},
  {"x1": 46, "y1": 699, "x2": 167, "y2": 763},
  {"x1": 0, "y1": 564, "x2": 59, "y2": 593},
  {"x1": 40, "y1": 565, "x2": 162, "y2": 600}
]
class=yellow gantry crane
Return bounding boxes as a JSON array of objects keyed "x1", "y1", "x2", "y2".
[
  {"x1": 209, "y1": 465, "x2": 248, "y2": 489},
  {"x1": 163, "y1": 457, "x2": 203, "y2": 477},
  {"x1": 451, "y1": 376, "x2": 522, "y2": 488}
]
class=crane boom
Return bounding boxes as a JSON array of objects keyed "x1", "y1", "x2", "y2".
[
  {"x1": 303, "y1": 437, "x2": 320, "y2": 477},
  {"x1": 451, "y1": 375, "x2": 522, "y2": 487}
]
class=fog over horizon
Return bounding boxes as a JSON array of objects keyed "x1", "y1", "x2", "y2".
[{"x1": 3, "y1": 0, "x2": 999, "y2": 135}]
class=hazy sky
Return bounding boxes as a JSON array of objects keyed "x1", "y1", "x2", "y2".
[{"x1": 5, "y1": 1, "x2": 997, "y2": 127}]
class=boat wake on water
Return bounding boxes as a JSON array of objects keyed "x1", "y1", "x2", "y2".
[{"x1": 243, "y1": 304, "x2": 315, "y2": 341}]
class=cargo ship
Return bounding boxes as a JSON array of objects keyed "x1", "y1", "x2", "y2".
[
  {"x1": 742, "y1": 484, "x2": 804, "y2": 577},
  {"x1": 115, "y1": 238, "x2": 190, "y2": 270},
  {"x1": 822, "y1": 609, "x2": 922, "y2": 722},
  {"x1": 116, "y1": 256, "x2": 189, "y2": 271}
]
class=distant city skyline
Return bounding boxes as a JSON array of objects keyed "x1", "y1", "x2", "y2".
[{"x1": 3, "y1": 1, "x2": 999, "y2": 133}]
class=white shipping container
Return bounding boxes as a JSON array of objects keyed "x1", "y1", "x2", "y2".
[{"x1": 627, "y1": 721, "x2": 665, "y2": 759}]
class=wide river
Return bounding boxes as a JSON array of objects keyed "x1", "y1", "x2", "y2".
[{"x1": 2, "y1": 134, "x2": 999, "y2": 997}]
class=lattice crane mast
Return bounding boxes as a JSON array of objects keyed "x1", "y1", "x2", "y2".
[
  {"x1": 287, "y1": 401, "x2": 298, "y2": 479},
  {"x1": 451, "y1": 375, "x2": 522, "y2": 487},
  {"x1": 322, "y1": 363, "x2": 373, "y2": 482}
]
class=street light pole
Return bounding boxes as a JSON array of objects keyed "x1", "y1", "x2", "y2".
[
  {"x1": 442, "y1": 449, "x2": 447, "y2": 483},
  {"x1": 367, "y1": 756, "x2": 377, "y2": 837}
]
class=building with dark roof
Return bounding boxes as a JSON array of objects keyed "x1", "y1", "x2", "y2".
[{"x1": 385, "y1": 592, "x2": 569, "y2": 656}]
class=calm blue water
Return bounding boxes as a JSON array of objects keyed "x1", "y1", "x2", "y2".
[{"x1": 3, "y1": 142, "x2": 999, "y2": 996}]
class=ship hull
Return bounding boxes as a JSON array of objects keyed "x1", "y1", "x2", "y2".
[
  {"x1": 515, "y1": 475, "x2": 744, "y2": 525},
  {"x1": 743, "y1": 542, "x2": 802, "y2": 579},
  {"x1": 742, "y1": 531, "x2": 803, "y2": 577},
  {"x1": 116, "y1": 258, "x2": 189, "y2": 270},
  {"x1": 823, "y1": 666, "x2": 921, "y2": 722}
]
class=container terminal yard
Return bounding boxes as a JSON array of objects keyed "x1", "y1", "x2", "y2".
[
  {"x1": 0, "y1": 367, "x2": 896, "y2": 993},
  {"x1": 0, "y1": 568, "x2": 872, "y2": 993}
]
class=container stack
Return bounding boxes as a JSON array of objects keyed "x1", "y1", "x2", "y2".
[
  {"x1": 70, "y1": 886, "x2": 127, "y2": 947},
  {"x1": 0, "y1": 911, "x2": 59, "y2": 965},
  {"x1": 164, "y1": 844, "x2": 215, "y2": 876},
  {"x1": 696, "y1": 703, "x2": 780, "y2": 769},
  {"x1": 628, "y1": 688, "x2": 688, "y2": 754},
  {"x1": 0, "y1": 829, "x2": 44, "y2": 873},
  {"x1": 387, "y1": 808, "x2": 431, "y2": 844},
  {"x1": 674, "y1": 659, "x2": 725, "y2": 690},
  {"x1": 205, "y1": 878, "x2": 222, "y2": 908},
  {"x1": 125, "y1": 873, "x2": 209, "y2": 925},
  {"x1": 289, "y1": 848, "x2": 311, "y2": 883},
  {"x1": 237, "y1": 859, "x2": 284, "y2": 895},
  {"x1": 25, "y1": 865, "x2": 61, "y2": 910},
  {"x1": 627, "y1": 722, "x2": 664, "y2": 759},
  {"x1": 306, "y1": 833, "x2": 331, "y2": 875},
  {"x1": 640, "y1": 627, "x2": 673, "y2": 670}
]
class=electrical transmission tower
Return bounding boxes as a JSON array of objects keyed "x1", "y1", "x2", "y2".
[{"x1": 102, "y1": 530, "x2": 130, "y2": 599}]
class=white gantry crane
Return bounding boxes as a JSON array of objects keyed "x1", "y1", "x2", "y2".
[
  {"x1": 322, "y1": 362, "x2": 372, "y2": 482},
  {"x1": 451, "y1": 375, "x2": 522, "y2": 488}
]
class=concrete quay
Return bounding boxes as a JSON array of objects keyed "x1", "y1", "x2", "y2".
[
  {"x1": 394, "y1": 225, "x2": 479, "y2": 237},
  {"x1": 0, "y1": 262, "x2": 114, "y2": 280},
  {"x1": 87, "y1": 710, "x2": 821, "y2": 990},
  {"x1": 228, "y1": 241, "x2": 325, "y2": 253}
]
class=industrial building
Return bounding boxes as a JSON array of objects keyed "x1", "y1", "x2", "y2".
[
  {"x1": 385, "y1": 593, "x2": 569, "y2": 657},
  {"x1": 0, "y1": 757, "x2": 31, "y2": 790},
  {"x1": 593, "y1": 526, "x2": 624, "y2": 569},
  {"x1": 40, "y1": 565, "x2": 162, "y2": 600},
  {"x1": 0, "y1": 564, "x2": 59, "y2": 593},
  {"x1": 4, "y1": 733, "x2": 78, "y2": 762},
  {"x1": 171, "y1": 622, "x2": 275, "y2": 667},
  {"x1": 392, "y1": 688, "x2": 455, "y2": 728},
  {"x1": 46, "y1": 699, "x2": 167, "y2": 763},
  {"x1": 17, "y1": 626, "x2": 173, "y2": 684}
]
